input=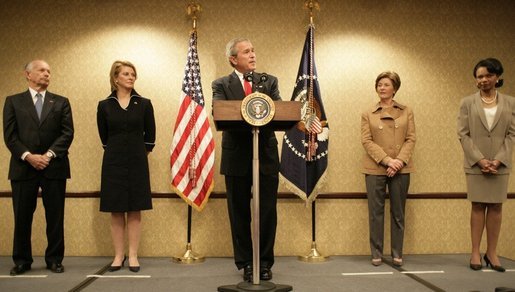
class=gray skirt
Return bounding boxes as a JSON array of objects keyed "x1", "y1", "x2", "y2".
[{"x1": 466, "y1": 173, "x2": 509, "y2": 203}]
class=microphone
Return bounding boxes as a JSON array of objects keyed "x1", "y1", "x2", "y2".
[
  {"x1": 259, "y1": 73, "x2": 268, "y2": 83},
  {"x1": 243, "y1": 72, "x2": 268, "y2": 93},
  {"x1": 244, "y1": 72, "x2": 254, "y2": 82}
]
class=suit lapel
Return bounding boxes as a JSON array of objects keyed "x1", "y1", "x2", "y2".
[
  {"x1": 22, "y1": 90, "x2": 41, "y2": 124},
  {"x1": 39, "y1": 91, "x2": 55, "y2": 124},
  {"x1": 253, "y1": 72, "x2": 267, "y2": 93},
  {"x1": 473, "y1": 92, "x2": 490, "y2": 131},
  {"x1": 228, "y1": 72, "x2": 245, "y2": 100},
  {"x1": 489, "y1": 93, "x2": 505, "y2": 131}
]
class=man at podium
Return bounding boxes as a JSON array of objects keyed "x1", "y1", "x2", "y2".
[{"x1": 212, "y1": 38, "x2": 282, "y2": 282}]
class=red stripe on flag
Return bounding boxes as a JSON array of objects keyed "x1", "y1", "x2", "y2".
[
  {"x1": 170, "y1": 29, "x2": 214, "y2": 211},
  {"x1": 176, "y1": 109, "x2": 212, "y2": 196}
]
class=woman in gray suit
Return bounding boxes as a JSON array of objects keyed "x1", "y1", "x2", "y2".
[{"x1": 458, "y1": 58, "x2": 514, "y2": 272}]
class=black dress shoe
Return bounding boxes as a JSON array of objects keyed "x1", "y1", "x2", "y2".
[
  {"x1": 10, "y1": 264, "x2": 31, "y2": 276},
  {"x1": 109, "y1": 256, "x2": 127, "y2": 272},
  {"x1": 46, "y1": 263, "x2": 65, "y2": 273},
  {"x1": 243, "y1": 265, "x2": 253, "y2": 282},
  {"x1": 260, "y1": 267, "x2": 273, "y2": 281},
  {"x1": 469, "y1": 259, "x2": 482, "y2": 271},
  {"x1": 484, "y1": 254, "x2": 506, "y2": 272},
  {"x1": 469, "y1": 262, "x2": 482, "y2": 270},
  {"x1": 129, "y1": 266, "x2": 140, "y2": 273}
]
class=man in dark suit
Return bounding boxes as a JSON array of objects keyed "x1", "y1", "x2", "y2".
[
  {"x1": 3, "y1": 60, "x2": 74, "y2": 275},
  {"x1": 212, "y1": 38, "x2": 281, "y2": 282}
]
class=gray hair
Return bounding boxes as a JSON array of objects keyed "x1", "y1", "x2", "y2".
[
  {"x1": 24, "y1": 60, "x2": 48, "y2": 72},
  {"x1": 225, "y1": 38, "x2": 250, "y2": 67}
]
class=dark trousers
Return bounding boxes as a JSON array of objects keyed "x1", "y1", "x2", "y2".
[
  {"x1": 365, "y1": 174, "x2": 409, "y2": 259},
  {"x1": 11, "y1": 177, "x2": 66, "y2": 266},
  {"x1": 225, "y1": 173, "x2": 278, "y2": 270}
]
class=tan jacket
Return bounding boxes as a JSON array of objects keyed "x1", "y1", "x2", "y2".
[
  {"x1": 457, "y1": 92, "x2": 515, "y2": 174},
  {"x1": 361, "y1": 101, "x2": 416, "y2": 175}
]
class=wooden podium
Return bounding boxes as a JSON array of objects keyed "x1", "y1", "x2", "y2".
[
  {"x1": 214, "y1": 100, "x2": 300, "y2": 292},
  {"x1": 213, "y1": 100, "x2": 301, "y2": 131}
]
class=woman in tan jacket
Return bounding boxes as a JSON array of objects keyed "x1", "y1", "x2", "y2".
[
  {"x1": 361, "y1": 71, "x2": 416, "y2": 267},
  {"x1": 458, "y1": 58, "x2": 514, "y2": 272}
]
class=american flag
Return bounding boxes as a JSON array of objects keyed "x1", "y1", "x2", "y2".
[{"x1": 170, "y1": 30, "x2": 215, "y2": 211}]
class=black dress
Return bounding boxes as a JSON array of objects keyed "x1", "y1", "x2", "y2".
[{"x1": 97, "y1": 90, "x2": 156, "y2": 212}]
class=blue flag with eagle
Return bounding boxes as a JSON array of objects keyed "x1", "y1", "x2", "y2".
[{"x1": 280, "y1": 24, "x2": 329, "y2": 202}]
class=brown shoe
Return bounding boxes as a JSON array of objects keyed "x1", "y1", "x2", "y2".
[{"x1": 392, "y1": 258, "x2": 403, "y2": 267}]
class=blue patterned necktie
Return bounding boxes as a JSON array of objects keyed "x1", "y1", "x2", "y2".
[{"x1": 35, "y1": 93, "x2": 43, "y2": 119}]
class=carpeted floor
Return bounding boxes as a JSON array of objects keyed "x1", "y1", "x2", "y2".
[{"x1": 0, "y1": 254, "x2": 514, "y2": 291}]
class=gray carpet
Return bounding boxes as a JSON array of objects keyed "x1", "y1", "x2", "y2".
[{"x1": 0, "y1": 255, "x2": 514, "y2": 291}]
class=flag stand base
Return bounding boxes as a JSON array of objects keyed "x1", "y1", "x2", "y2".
[
  {"x1": 298, "y1": 241, "x2": 328, "y2": 262},
  {"x1": 172, "y1": 243, "x2": 205, "y2": 264},
  {"x1": 218, "y1": 281, "x2": 292, "y2": 291}
]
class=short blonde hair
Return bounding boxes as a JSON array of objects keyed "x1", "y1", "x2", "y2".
[
  {"x1": 375, "y1": 71, "x2": 401, "y2": 94},
  {"x1": 110, "y1": 60, "x2": 137, "y2": 91}
]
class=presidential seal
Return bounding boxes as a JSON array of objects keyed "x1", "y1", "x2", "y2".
[{"x1": 241, "y1": 92, "x2": 275, "y2": 126}]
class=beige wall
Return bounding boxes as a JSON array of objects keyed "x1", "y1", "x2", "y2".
[
  {"x1": 1, "y1": 1, "x2": 515, "y2": 259},
  {"x1": 0, "y1": 198, "x2": 514, "y2": 259}
]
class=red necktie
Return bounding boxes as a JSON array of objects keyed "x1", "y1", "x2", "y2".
[{"x1": 244, "y1": 80, "x2": 252, "y2": 96}]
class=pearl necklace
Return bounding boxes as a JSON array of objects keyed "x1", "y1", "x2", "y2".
[{"x1": 481, "y1": 92, "x2": 497, "y2": 104}]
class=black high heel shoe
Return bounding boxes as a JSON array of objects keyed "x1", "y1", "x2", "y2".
[
  {"x1": 129, "y1": 257, "x2": 140, "y2": 273},
  {"x1": 108, "y1": 256, "x2": 126, "y2": 272},
  {"x1": 469, "y1": 260, "x2": 482, "y2": 271},
  {"x1": 484, "y1": 254, "x2": 505, "y2": 272}
]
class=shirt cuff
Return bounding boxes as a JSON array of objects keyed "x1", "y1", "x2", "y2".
[
  {"x1": 21, "y1": 151, "x2": 30, "y2": 161},
  {"x1": 48, "y1": 150, "x2": 56, "y2": 158}
]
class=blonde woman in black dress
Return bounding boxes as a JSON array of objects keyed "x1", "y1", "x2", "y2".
[
  {"x1": 458, "y1": 58, "x2": 514, "y2": 272},
  {"x1": 97, "y1": 61, "x2": 156, "y2": 272}
]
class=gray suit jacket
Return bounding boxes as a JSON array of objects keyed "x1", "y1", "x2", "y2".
[{"x1": 458, "y1": 92, "x2": 515, "y2": 174}]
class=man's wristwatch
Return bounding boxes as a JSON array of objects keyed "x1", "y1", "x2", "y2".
[{"x1": 46, "y1": 152, "x2": 54, "y2": 159}]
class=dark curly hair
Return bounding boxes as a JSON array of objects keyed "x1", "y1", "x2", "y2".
[{"x1": 473, "y1": 58, "x2": 504, "y2": 88}]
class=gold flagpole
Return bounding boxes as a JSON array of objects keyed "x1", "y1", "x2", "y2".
[
  {"x1": 305, "y1": 0, "x2": 319, "y2": 25},
  {"x1": 298, "y1": 0, "x2": 328, "y2": 263},
  {"x1": 172, "y1": 1, "x2": 205, "y2": 265},
  {"x1": 187, "y1": 1, "x2": 201, "y2": 30}
]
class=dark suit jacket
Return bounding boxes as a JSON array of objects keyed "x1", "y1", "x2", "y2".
[
  {"x1": 3, "y1": 90, "x2": 74, "y2": 180},
  {"x1": 212, "y1": 72, "x2": 281, "y2": 176}
]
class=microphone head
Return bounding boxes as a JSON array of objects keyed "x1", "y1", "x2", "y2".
[
  {"x1": 260, "y1": 73, "x2": 268, "y2": 82},
  {"x1": 244, "y1": 72, "x2": 254, "y2": 82}
]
